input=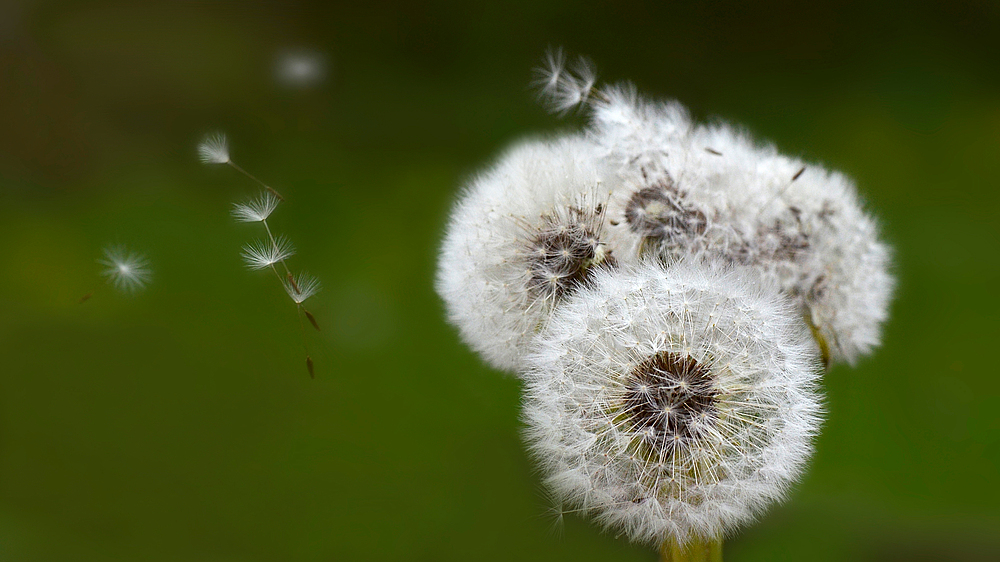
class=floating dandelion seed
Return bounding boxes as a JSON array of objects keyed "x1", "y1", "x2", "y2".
[
  {"x1": 523, "y1": 260, "x2": 823, "y2": 547},
  {"x1": 98, "y1": 245, "x2": 152, "y2": 293},
  {"x1": 275, "y1": 48, "x2": 328, "y2": 89},
  {"x1": 283, "y1": 272, "x2": 321, "y2": 304},
  {"x1": 232, "y1": 190, "x2": 280, "y2": 223},
  {"x1": 534, "y1": 53, "x2": 599, "y2": 115},
  {"x1": 198, "y1": 132, "x2": 230, "y2": 164},
  {"x1": 198, "y1": 132, "x2": 285, "y2": 200},
  {"x1": 532, "y1": 47, "x2": 565, "y2": 99},
  {"x1": 241, "y1": 236, "x2": 296, "y2": 270}
]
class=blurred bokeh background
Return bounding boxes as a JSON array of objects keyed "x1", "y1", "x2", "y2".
[{"x1": 1, "y1": 1, "x2": 998, "y2": 560}]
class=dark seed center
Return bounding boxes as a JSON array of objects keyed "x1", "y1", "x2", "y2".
[
  {"x1": 624, "y1": 182, "x2": 707, "y2": 240},
  {"x1": 623, "y1": 352, "x2": 718, "y2": 454},
  {"x1": 526, "y1": 220, "x2": 613, "y2": 300}
]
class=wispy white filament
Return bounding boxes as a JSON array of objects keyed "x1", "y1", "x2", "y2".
[
  {"x1": 198, "y1": 132, "x2": 230, "y2": 165},
  {"x1": 284, "y1": 272, "x2": 321, "y2": 304},
  {"x1": 232, "y1": 191, "x2": 280, "y2": 223},
  {"x1": 534, "y1": 51, "x2": 599, "y2": 115},
  {"x1": 241, "y1": 235, "x2": 295, "y2": 270},
  {"x1": 98, "y1": 245, "x2": 152, "y2": 293}
]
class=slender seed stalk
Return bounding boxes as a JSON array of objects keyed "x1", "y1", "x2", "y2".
[{"x1": 227, "y1": 161, "x2": 285, "y2": 201}]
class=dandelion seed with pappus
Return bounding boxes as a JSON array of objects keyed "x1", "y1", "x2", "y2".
[
  {"x1": 232, "y1": 191, "x2": 280, "y2": 223},
  {"x1": 99, "y1": 245, "x2": 152, "y2": 293},
  {"x1": 241, "y1": 235, "x2": 296, "y2": 271},
  {"x1": 198, "y1": 132, "x2": 285, "y2": 200},
  {"x1": 80, "y1": 245, "x2": 152, "y2": 302}
]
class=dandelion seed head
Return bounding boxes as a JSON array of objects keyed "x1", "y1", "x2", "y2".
[
  {"x1": 98, "y1": 245, "x2": 152, "y2": 293},
  {"x1": 522, "y1": 260, "x2": 823, "y2": 546},
  {"x1": 591, "y1": 89, "x2": 894, "y2": 364},
  {"x1": 436, "y1": 135, "x2": 617, "y2": 372},
  {"x1": 241, "y1": 235, "x2": 295, "y2": 270},
  {"x1": 198, "y1": 132, "x2": 230, "y2": 165}
]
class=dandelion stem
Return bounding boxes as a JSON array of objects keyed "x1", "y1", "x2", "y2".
[
  {"x1": 659, "y1": 537, "x2": 722, "y2": 562},
  {"x1": 227, "y1": 161, "x2": 285, "y2": 201}
]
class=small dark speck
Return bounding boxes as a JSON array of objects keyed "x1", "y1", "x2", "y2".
[
  {"x1": 792, "y1": 167, "x2": 806, "y2": 181},
  {"x1": 705, "y1": 148, "x2": 722, "y2": 156}
]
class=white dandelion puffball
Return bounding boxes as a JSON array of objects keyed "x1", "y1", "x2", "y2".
[
  {"x1": 588, "y1": 86, "x2": 894, "y2": 365},
  {"x1": 436, "y1": 135, "x2": 619, "y2": 372},
  {"x1": 523, "y1": 260, "x2": 823, "y2": 545}
]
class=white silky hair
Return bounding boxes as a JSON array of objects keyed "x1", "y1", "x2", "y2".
[
  {"x1": 587, "y1": 85, "x2": 894, "y2": 365},
  {"x1": 436, "y1": 134, "x2": 619, "y2": 372},
  {"x1": 99, "y1": 245, "x2": 152, "y2": 293},
  {"x1": 522, "y1": 260, "x2": 823, "y2": 545},
  {"x1": 198, "y1": 132, "x2": 230, "y2": 165}
]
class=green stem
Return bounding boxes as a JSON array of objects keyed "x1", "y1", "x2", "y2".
[{"x1": 659, "y1": 537, "x2": 722, "y2": 562}]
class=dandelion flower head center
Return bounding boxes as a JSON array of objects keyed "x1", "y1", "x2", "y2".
[
  {"x1": 525, "y1": 205, "x2": 614, "y2": 300},
  {"x1": 624, "y1": 181, "x2": 707, "y2": 241},
  {"x1": 623, "y1": 351, "x2": 719, "y2": 452}
]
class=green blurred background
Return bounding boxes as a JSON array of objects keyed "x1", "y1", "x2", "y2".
[{"x1": 1, "y1": 1, "x2": 998, "y2": 560}]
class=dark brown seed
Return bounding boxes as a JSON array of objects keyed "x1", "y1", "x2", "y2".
[
  {"x1": 306, "y1": 356, "x2": 315, "y2": 378},
  {"x1": 704, "y1": 148, "x2": 722, "y2": 156},
  {"x1": 304, "y1": 309, "x2": 321, "y2": 331},
  {"x1": 792, "y1": 166, "x2": 806, "y2": 181},
  {"x1": 623, "y1": 352, "x2": 718, "y2": 456}
]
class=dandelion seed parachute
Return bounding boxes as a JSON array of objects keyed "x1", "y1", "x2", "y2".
[
  {"x1": 522, "y1": 260, "x2": 823, "y2": 546},
  {"x1": 99, "y1": 245, "x2": 152, "y2": 293},
  {"x1": 586, "y1": 85, "x2": 894, "y2": 365},
  {"x1": 436, "y1": 135, "x2": 619, "y2": 372},
  {"x1": 241, "y1": 235, "x2": 295, "y2": 270},
  {"x1": 284, "y1": 272, "x2": 321, "y2": 304},
  {"x1": 232, "y1": 190, "x2": 280, "y2": 223},
  {"x1": 198, "y1": 132, "x2": 230, "y2": 165}
]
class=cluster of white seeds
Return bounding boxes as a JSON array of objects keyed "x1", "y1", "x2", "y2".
[
  {"x1": 436, "y1": 53, "x2": 893, "y2": 548},
  {"x1": 523, "y1": 260, "x2": 822, "y2": 545}
]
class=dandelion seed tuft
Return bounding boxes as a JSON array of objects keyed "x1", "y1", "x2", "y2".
[
  {"x1": 98, "y1": 245, "x2": 152, "y2": 293},
  {"x1": 231, "y1": 190, "x2": 280, "y2": 223},
  {"x1": 283, "y1": 272, "x2": 321, "y2": 304},
  {"x1": 241, "y1": 235, "x2": 295, "y2": 270},
  {"x1": 534, "y1": 50, "x2": 599, "y2": 115},
  {"x1": 198, "y1": 132, "x2": 230, "y2": 165},
  {"x1": 532, "y1": 47, "x2": 565, "y2": 99}
]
